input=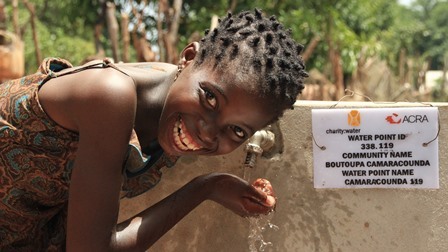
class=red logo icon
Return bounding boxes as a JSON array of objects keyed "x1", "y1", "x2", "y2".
[{"x1": 385, "y1": 113, "x2": 402, "y2": 124}]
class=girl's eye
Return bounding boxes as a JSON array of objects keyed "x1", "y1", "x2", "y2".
[
  {"x1": 204, "y1": 89, "x2": 217, "y2": 108},
  {"x1": 231, "y1": 125, "x2": 246, "y2": 139}
]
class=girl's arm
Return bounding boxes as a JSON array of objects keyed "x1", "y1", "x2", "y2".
[
  {"x1": 114, "y1": 172, "x2": 273, "y2": 250},
  {"x1": 62, "y1": 68, "x2": 137, "y2": 251}
]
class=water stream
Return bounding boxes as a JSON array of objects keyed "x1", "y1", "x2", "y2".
[
  {"x1": 247, "y1": 214, "x2": 279, "y2": 252},
  {"x1": 243, "y1": 166, "x2": 279, "y2": 252}
]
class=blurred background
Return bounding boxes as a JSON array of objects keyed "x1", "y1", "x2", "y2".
[{"x1": 0, "y1": 0, "x2": 447, "y2": 102}]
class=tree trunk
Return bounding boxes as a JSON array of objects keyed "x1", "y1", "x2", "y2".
[
  {"x1": 139, "y1": 37, "x2": 156, "y2": 62},
  {"x1": 406, "y1": 58, "x2": 413, "y2": 86},
  {"x1": 94, "y1": 23, "x2": 105, "y2": 57},
  {"x1": 167, "y1": 0, "x2": 182, "y2": 64},
  {"x1": 159, "y1": 0, "x2": 182, "y2": 64},
  {"x1": 228, "y1": 0, "x2": 238, "y2": 13},
  {"x1": 329, "y1": 46, "x2": 344, "y2": 100},
  {"x1": 106, "y1": 2, "x2": 120, "y2": 62},
  {"x1": 442, "y1": 53, "x2": 447, "y2": 99},
  {"x1": 128, "y1": 1, "x2": 155, "y2": 62},
  {"x1": 12, "y1": 0, "x2": 19, "y2": 37},
  {"x1": 93, "y1": 2, "x2": 106, "y2": 57},
  {"x1": 325, "y1": 14, "x2": 344, "y2": 100},
  {"x1": 0, "y1": 0, "x2": 6, "y2": 30},
  {"x1": 302, "y1": 35, "x2": 320, "y2": 63},
  {"x1": 399, "y1": 48, "x2": 406, "y2": 85},
  {"x1": 131, "y1": 31, "x2": 143, "y2": 61},
  {"x1": 23, "y1": 0, "x2": 41, "y2": 66},
  {"x1": 121, "y1": 12, "x2": 130, "y2": 63},
  {"x1": 157, "y1": 0, "x2": 167, "y2": 62},
  {"x1": 130, "y1": 2, "x2": 153, "y2": 62}
]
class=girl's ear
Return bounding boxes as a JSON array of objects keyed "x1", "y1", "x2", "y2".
[{"x1": 179, "y1": 42, "x2": 200, "y2": 68}]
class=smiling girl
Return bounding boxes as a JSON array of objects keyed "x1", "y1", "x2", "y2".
[{"x1": 0, "y1": 8, "x2": 307, "y2": 251}]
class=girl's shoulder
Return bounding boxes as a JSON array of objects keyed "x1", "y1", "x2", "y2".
[
  {"x1": 116, "y1": 61, "x2": 176, "y2": 72},
  {"x1": 114, "y1": 62, "x2": 177, "y2": 87},
  {"x1": 39, "y1": 64, "x2": 137, "y2": 132}
]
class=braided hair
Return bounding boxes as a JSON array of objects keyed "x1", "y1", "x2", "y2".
[{"x1": 194, "y1": 8, "x2": 308, "y2": 117}]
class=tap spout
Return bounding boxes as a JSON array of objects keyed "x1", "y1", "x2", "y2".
[{"x1": 244, "y1": 129, "x2": 275, "y2": 169}]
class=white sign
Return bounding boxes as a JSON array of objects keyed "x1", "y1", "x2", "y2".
[{"x1": 312, "y1": 107, "x2": 439, "y2": 189}]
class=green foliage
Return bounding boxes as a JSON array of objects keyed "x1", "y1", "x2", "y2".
[
  {"x1": 275, "y1": 0, "x2": 399, "y2": 76},
  {"x1": 379, "y1": 0, "x2": 448, "y2": 78},
  {"x1": 4, "y1": 0, "x2": 99, "y2": 72},
  {"x1": 431, "y1": 74, "x2": 448, "y2": 102},
  {"x1": 421, "y1": 1, "x2": 448, "y2": 69},
  {"x1": 380, "y1": 5, "x2": 423, "y2": 72},
  {"x1": 29, "y1": 23, "x2": 95, "y2": 67},
  {"x1": 32, "y1": 0, "x2": 100, "y2": 37},
  {"x1": 3, "y1": 0, "x2": 447, "y2": 83}
]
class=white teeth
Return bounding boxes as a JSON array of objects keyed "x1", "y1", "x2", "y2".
[
  {"x1": 173, "y1": 118, "x2": 202, "y2": 151},
  {"x1": 182, "y1": 137, "x2": 190, "y2": 145}
]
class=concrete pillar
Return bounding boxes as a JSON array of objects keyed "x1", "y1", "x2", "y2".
[{"x1": 119, "y1": 101, "x2": 448, "y2": 252}]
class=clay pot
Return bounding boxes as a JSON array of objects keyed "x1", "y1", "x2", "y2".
[{"x1": 0, "y1": 30, "x2": 24, "y2": 80}]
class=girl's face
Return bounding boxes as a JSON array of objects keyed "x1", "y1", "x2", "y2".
[{"x1": 158, "y1": 64, "x2": 276, "y2": 156}]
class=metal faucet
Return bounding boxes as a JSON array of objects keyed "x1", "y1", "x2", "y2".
[{"x1": 244, "y1": 128, "x2": 275, "y2": 168}]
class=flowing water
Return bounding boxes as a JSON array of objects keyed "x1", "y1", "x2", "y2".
[
  {"x1": 243, "y1": 166, "x2": 279, "y2": 252},
  {"x1": 247, "y1": 214, "x2": 279, "y2": 252}
]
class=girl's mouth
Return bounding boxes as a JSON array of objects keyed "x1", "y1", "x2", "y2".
[{"x1": 173, "y1": 117, "x2": 203, "y2": 151}]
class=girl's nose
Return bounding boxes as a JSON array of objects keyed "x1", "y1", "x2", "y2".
[{"x1": 198, "y1": 119, "x2": 218, "y2": 144}]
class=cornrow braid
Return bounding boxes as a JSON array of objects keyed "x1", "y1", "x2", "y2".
[{"x1": 194, "y1": 8, "x2": 308, "y2": 117}]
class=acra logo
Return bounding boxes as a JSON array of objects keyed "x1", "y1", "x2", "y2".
[{"x1": 385, "y1": 113, "x2": 429, "y2": 124}]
